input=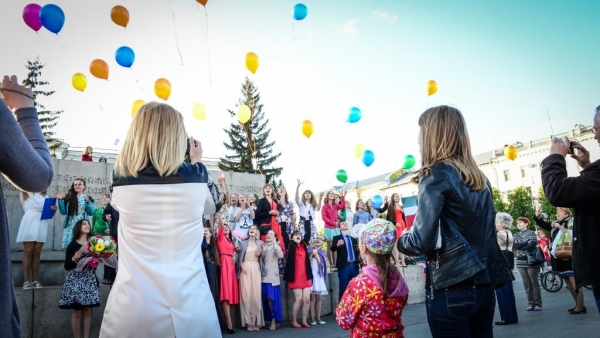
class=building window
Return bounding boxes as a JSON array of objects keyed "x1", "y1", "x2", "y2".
[
  {"x1": 521, "y1": 166, "x2": 527, "y2": 178},
  {"x1": 503, "y1": 170, "x2": 511, "y2": 182}
]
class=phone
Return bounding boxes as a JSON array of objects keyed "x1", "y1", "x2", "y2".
[
  {"x1": 568, "y1": 143, "x2": 574, "y2": 155},
  {"x1": 185, "y1": 139, "x2": 198, "y2": 158}
]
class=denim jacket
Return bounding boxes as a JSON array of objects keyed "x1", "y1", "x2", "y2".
[{"x1": 397, "y1": 162, "x2": 513, "y2": 290}]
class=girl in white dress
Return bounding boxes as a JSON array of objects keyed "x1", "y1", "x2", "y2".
[
  {"x1": 17, "y1": 191, "x2": 55, "y2": 289},
  {"x1": 309, "y1": 236, "x2": 328, "y2": 325},
  {"x1": 234, "y1": 195, "x2": 255, "y2": 238}
]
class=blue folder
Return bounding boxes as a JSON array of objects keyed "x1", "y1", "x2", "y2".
[{"x1": 40, "y1": 198, "x2": 57, "y2": 220}]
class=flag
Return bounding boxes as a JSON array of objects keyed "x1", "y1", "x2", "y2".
[{"x1": 401, "y1": 196, "x2": 418, "y2": 229}]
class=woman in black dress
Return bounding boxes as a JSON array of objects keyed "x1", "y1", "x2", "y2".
[{"x1": 202, "y1": 226, "x2": 227, "y2": 331}]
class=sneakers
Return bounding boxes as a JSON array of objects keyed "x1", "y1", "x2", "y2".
[
  {"x1": 316, "y1": 320, "x2": 326, "y2": 325},
  {"x1": 22, "y1": 281, "x2": 32, "y2": 290},
  {"x1": 31, "y1": 281, "x2": 43, "y2": 289},
  {"x1": 533, "y1": 307, "x2": 542, "y2": 311},
  {"x1": 526, "y1": 307, "x2": 534, "y2": 311},
  {"x1": 310, "y1": 321, "x2": 317, "y2": 326}
]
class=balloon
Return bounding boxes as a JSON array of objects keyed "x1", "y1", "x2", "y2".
[
  {"x1": 110, "y1": 6, "x2": 129, "y2": 28},
  {"x1": 336, "y1": 169, "x2": 348, "y2": 184},
  {"x1": 293, "y1": 4, "x2": 308, "y2": 20},
  {"x1": 371, "y1": 195, "x2": 383, "y2": 209},
  {"x1": 196, "y1": 0, "x2": 208, "y2": 6},
  {"x1": 23, "y1": 4, "x2": 42, "y2": 32},
  {"x1": 238, "y1": 105, "x2": 251, "y2": 124},
  {"x1": 115, "y1": 46, "x2": 135, "y2": 68},
  {"x1": 71, "y1": 73, "x2": 87, "y2": 92},
  {"x1": 302, "y1": 120, "x2": 313, "y2": 138},
  {"x1": 505, "y1": 145, "x2": 518, "y2": 161},
  {"x1": 348, "y1": 107, "x2": 362, "y2": 123},
  {"x1": 154, "y1": 78, "x2": 171, "y2": 101},
  {"x1": 245, "y1": 52, "x2": 259, "y2": 74},
  {"x1": 354, "y1": 143, "x2": 365, "y2": 159},
  {"x1": 39, "y1": 4, "x2": 65, "y2": 34},
  {"x1": 131, "y1": 100, "x2": 144, "y2": 117},
  {"x1": 362, "y1": 150, "x2": 375, "y2": 167},
  {"x1": 402, "y1": 154, "x2": 416, "y2": 169},
  {"x1": 427, "y1": 80, "x2": 438, "y2": 96},
  {"x1": 193, "y1": 103, "x2": 207, "y2": 120},
  {"x1": 89, "y1": 59, "x2": 109, "y2": 80}
]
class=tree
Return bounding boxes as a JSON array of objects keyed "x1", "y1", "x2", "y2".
[
  {"x1": 507, "y1": 186, "x2": 534, "y2": 225},
  {"x1": 537, "y1": 186, "x2": 557, "y2": 222},
  {"x1": 218, "y1": 78, "x2": 282, "y2": 183},
  {"x1": 22, "y1": 58, "x2": 63, "y2": 151},
  {"x1": 492, "y1": 188, "x2": 507, "y2": 213}
]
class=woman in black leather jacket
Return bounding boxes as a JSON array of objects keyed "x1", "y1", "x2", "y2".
[{"x1": 397, "y1": 105, "x2": 513, "y2": 338}]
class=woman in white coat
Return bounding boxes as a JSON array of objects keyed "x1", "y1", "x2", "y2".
[{"x1": 99, "y1": 102, "x2": 222, "y2": 338}]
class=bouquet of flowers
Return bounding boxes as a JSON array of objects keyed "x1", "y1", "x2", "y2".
[
  {"x1": 231, "y1": 230, "x2": 246, "y2": 248},
  {"x1": 76, "y1": 235, "x2": 118, "y2": 270}
]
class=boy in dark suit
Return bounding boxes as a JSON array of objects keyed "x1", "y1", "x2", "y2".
[{"x1": 330, "y1": 221, "x2": 361, "y2": 300}]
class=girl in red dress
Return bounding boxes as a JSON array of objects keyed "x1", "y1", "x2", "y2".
[
  {"x1": 216, "y1": 221, "x2": 240, "y2": 334},
  {"x1": 283, "y1": 230, "x2": 313, "y2": 328},
  {"x1": 385, "y1": 193, "x2": 407, "y2": 267}
]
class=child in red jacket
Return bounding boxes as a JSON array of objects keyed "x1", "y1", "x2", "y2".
[{"x1": 336, "y1": 219, "x2": 409, "y2": 337}]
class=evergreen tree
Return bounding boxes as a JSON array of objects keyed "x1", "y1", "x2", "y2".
[
  {"x1": 219, "y1": 78, "x2": 282, "y2": 183},
  {"x1": 22, "y1": 58, "x2": 63, "y2": 151}
]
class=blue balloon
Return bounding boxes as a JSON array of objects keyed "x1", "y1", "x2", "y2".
[
  {"x1": 115, "y1": 46, "x2": 135, "y2": 68},
  {"x1": 39, "y1": 4, "x2": 65, "y2": 34},
  {"x1": 371, "y1": 195, "x2": 384, "y2": 210},
  {"x1": 348, "y1": 107, "x2": 362, "y2": 123},
  {"x1": 362, "y1": 150, "x2": 375, "y2": 167},
  {"x1": 293, "y1": 3, "x2": 308, "y2": 20}
]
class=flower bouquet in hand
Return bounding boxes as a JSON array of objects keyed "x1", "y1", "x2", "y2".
[
  {"x1": 231, "y1": 230, "x2": 246, "y2": 248},
  {"x1": 76, "y1": 235, "x2": 118, "y2": 270}
]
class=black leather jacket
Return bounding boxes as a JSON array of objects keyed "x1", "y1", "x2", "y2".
[{"x1": 398, "y1": 162, "x2": 513, "y2": 290}]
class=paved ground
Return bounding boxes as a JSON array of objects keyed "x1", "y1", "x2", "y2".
[{"x1": 233, "y1": 272, "x2": 599, "y2": 337}]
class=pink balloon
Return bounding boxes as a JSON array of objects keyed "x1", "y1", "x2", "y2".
[{"x1": 23, "y1": 4, "x2": 42, "y2": 32}]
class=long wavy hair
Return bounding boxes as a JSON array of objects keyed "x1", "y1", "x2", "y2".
[
  {"x1": 65, "y1": 179, "x2": 86, "y2": 216},
  {"x1": 415, "y1": 105, "x2": 486, "y2": 190},
  {"x1": 204, "y1": 227, "x2": 220, "y2": 266},
  {"x1": 72, "y1": 219, "x2": 91, "y2": 241},
  {"x1": 301, "y1": 190, "x2": 317, "y2": 208},
  {"x1": 386, "y1": 193, "x2": 402, "y2": 223},
  {"x1": 363, "y1": 248, "x2": 398, "y2": 295}
]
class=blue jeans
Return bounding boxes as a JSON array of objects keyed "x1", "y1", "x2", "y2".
[
  {"x1": 426, "y1": 284, "x2": 496, "y2": 338},
  {"x1": 593, "y1": 285, "x2": 600, "y2": 316},
  {"x1": 338, "y1": 263, "x2": 359, "y2": 301}
]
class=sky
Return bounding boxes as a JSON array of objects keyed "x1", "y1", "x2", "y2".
[{"x1": 2, "y1": 0, "x2": 599, "y2": 193}]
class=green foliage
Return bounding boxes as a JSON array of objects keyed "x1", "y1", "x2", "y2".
[
  {"x1": 22, "y1": 57, "x2": 63, "y2": 151},
  {"x1": 492, "y1": 188, "x2": 507, "y2": 212},
  {"x1": 507, "y1": 186, "x2": 534, "y2": 226},
  {"x1": 537, "y1": 186, "x2": 557, "y2": 222},
  {"x1": 218, "y1": 78, "x2": 282, "y2": 183}
]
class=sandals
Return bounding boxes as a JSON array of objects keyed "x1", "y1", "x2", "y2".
[
  {"x1": 246, "y1": 325, "x2": 260, "y2": 331},
  {"x1": 291, "y1": 323, "x2": 302, "y2": 328}
]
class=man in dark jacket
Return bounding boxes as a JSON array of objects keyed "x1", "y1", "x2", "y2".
[
  {"x1": 102, "y1": 202, "x2": 120, "y2": 284},
  {"x1": 541, "y1": 105, "x2": 600, "y2": 315}
]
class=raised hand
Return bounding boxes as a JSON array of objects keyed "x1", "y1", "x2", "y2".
[
  {"x1": 55, "y1": 190, "x2": 63, "y2": 199},
  {"x1": 1, "y1": 75, "x2": 34, "y2": 110},
  {"x1": 570, "y1": 141, "x2": 591, "y2": 169}
]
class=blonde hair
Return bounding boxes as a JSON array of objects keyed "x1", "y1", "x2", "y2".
[
  {"x1": 114, "y1": 102, "x2": 186, "y2": 178},
  {"x1": 416, "y1": 105, "x2": 486, "y2": 190}
]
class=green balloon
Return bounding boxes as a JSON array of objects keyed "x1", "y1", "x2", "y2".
[
  {"x1": 402, "y1": 155, "x2": 416, "y2": 169},
  {"x1": 336, "y1": 169, "x2": 348, "y2": 183}
]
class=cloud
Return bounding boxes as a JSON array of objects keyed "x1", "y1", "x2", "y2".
[
  {"x1": 337, "y1": 19, "x2": 358, "y2": 36},
  {"x1": 372, "y1": 10, "x2": 398, "y2": 24}
]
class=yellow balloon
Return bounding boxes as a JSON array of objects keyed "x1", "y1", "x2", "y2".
[
  {"x1": 245, "y1": 52, "x2": 259, "y2": 74},
  {"x1": 154, "y1": 78, "x2": 171, "y2": 101},
  {"x1": 302, "y1": 120, "x2": 314, "y2": 138},
  {"x1": 90, "y1": 59, "x2": 109, "y2": 80},
  {"x1": 193, "y1": 102, "x2": 207, "y2": 120},
  {"x1": 427, "y1": 80, "x2": 438, "y2": 96},
  {"x1": 504, "y1": 145, "x2": 518, "y2": 161},
  {"x1": 72, "y1": 73, "x2": 87, "y2": 92},
  {"x1": 131, "y1": 100, "x2": 145, "y2": 117},
  {"x1": 354, "y1": 143, "x2": 365, "y2": 159},
  {"x1": 238, "y1": 105, "x2": 251, "y2": 124}
]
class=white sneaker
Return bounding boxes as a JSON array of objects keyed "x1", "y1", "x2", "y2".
[
  {"x1": 310, "y1": 321, "x2": 317, "y2": 326},
  {"x1": 32, "y1": 281, "x2": 43, "y2": 289},
  {"x1": 23, "y1": 281, "x2": 32, "y2": 290},
  {"x1": 316, "y1": 320, "x2": 326, "y2": 325}
]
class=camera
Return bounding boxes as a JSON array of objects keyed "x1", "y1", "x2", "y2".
[
  {"x1": 568, "y1": 143, "x2": 574, "y2": 155},
  {"x1": 185, "y1": 139, "x2": 198, "y2": 159}
]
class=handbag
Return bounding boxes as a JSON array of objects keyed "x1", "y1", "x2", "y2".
[
  {"x1": 501, "y1": 232, "x2": 514, "y2": 270},
  {"x1": 527, "y1": 247, "x2": 545, "y2": 266},
  {"x1": 555, "y1": 243, "x2": 572, "y2": 260}
]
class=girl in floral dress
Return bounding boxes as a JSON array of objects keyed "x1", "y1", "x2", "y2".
[
  {"x1": 336, "y1": 219, "x2": 409, "y2": 337},
  {"x1": 294, "y1": 179, "x2": 323, "y2": 252},
  {"x1": 58, "y1": 219, "x2": 101, "y2": 338},
  {"x1": 276, "y1": 184, "x2": 295, "y2": 250},
  {"x1": 56, "y1": 178, "x2": 95, "y2": 249},
  {"x1": 308, "y1": 236, "x2": 328, "y2": 325}
]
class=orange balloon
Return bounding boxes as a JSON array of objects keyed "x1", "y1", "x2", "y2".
[
  {"x1": 154, "y1": 78, "x2": 171, "y2": 101},
  {"x1": 90, "y1": 59, "x2": 109, "y2": 80},
  {"x1": 427, "y1": 80, "x2": 438, "y2": 96},
  {"x1": 302, "y1": 120, "x2": 314, "y2": 138},
  {"x1": 505, "y1": 145, "x2": 518, "y2": 161},
  {"x1": 196, "y1": 0, "x2": 208, "y2": 6},
  {"x1": 111, "y1": 6, "x2": 129, "y2": 28}
]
